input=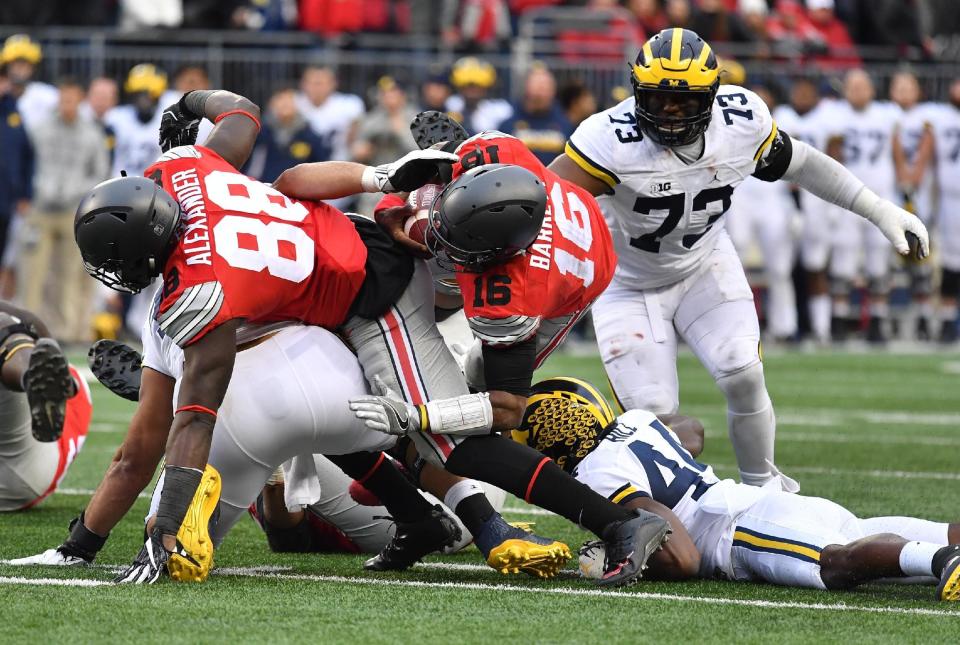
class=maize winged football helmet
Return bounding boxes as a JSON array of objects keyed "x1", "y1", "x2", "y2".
[
  {"x1": 630, "y1": 28, "x2": 720, "y2": 147},
  {"x1": 125, "y1": 63, "x2": 168, "y2": 99},
  {"x1": 0, "y1": 34, "x2": 41, "y2": 65},
  {"x1": 513, "y1": 377, "x2": 617, "y2": 473}
]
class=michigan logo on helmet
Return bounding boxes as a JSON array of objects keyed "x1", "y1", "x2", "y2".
[
  {"x1": 513, "y1": 377, "x2": 616, "y2": 473},
  {"x1": 630, "y1": 27, "x2": 719, "y2": 147},
  {"x1": 1, "y1": 34, "x2": 42, "y2": 66},
  {"x1": 124, "y1": 64, "x2": 168, "y2": 99}
]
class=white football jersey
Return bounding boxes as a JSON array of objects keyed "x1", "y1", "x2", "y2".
[
  {"x1": 830, "y1": 100, "x2": 901, "y2": 201},
  {"x1": 574, "y1": 409, "x2": 765, "y2": 579},
  {"x1": 16, "y1": 81, "x2": 59, "y2": 134},
  {"x1": 567, "y1": 85, "x2": 781, "y2": 289},
  {"x1": 104, "y1": 104, "x2": 163, "y2": 178},
  {"x1": 930, "y1": 102, "x2": 960, "y2": 217},
  {"x1": 895, "y1": 102, "x2": 938, "y2": 217}
]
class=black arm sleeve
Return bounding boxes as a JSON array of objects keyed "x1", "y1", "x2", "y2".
[
  {"x1": 752, "y1": 129, "x2": 793, "y2": 183},
  {"x1": 481, "y1": 337, "x2": 537, "y2": 396}
]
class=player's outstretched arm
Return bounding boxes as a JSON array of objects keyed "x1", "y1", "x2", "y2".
[
  {"x1": 161, "y1": 90, "x2": 262, "y2": 170},
  {"x1": 273, "y1": 148, "x2": 459, "y2": 201},
  {"x1": 152, "y1": 320, "x2": 237, "y2": 552},
  {"x1": 780, "y1": 138, "x2": 929, "y2": 259},
  {"x1": 623, "y1": 498, "x2": 701, "y2": 580}
]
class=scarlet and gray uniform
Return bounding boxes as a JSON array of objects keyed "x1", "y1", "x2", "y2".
[{"x1": 0, "y1": 368, "x2": 92, "y2": 511}]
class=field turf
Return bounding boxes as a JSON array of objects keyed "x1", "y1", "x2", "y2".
[{"x1": 2, "y1": 349, "x2": 959, "y2": 643}]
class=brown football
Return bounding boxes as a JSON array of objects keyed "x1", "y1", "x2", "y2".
[{"x1": 404, "y1": 183, "x2": 441, "y2": 246}]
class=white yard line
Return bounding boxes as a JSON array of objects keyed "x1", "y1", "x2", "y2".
[
  {"x1": 3, "y1": 566, "x2": 957, "y2": 618},
  {"x1": 703, "y1": 430, "x2": 960, "y2": 447},
  {"x1": 708, "y1": 464, "x2": 960, "y2": 482},
  {"x1": 55, "y1": 487, "x2": 152, "y2": 499}
]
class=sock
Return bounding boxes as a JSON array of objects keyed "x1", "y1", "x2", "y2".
[
  {"x1": 809, "y1": 294, "x2": 831, "y2": 341},
  {"x1": 326, "y1": 452, "x2": 432, "y2": 523},
  {"x1": 919, "y1": 301, "x2": 934, "y2": 321},
  {"x1": 445, "y1": 435, "x2": 632, "y2": 537},
  {"x1": 870, "y1": 299, "x2": 889, "y2": 319},
  {"x1": 444, "y1": 479, "x2": 494, "y2": 537},
  {"x1": 766, "y1": 273, "x2": 797, "y2": 338},
  {"x1": 898, "y1": 541, "x2": 943, "y2": 577},
  {"x1": 832, "y1": 299, "x2": 850, "y2": 320}
]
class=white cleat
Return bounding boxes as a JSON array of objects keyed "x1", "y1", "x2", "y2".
[{"x1": 7, "y1": 548, "x2": 88, "y2": 566}]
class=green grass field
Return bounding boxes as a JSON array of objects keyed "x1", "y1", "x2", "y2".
[{"x1": 2, "y1": 349, "x2": 959, "y2": 643}]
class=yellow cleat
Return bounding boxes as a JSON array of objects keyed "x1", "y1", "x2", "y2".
[
  {"x1": 937, "y1": 555, "x2": 960, "y2": 601},
  {"x1": 168, "y1": 464, "x2": 221, "y2": 582},
  {"x1": 486, "y1": 538, "x2": 572, "y2": 579}
]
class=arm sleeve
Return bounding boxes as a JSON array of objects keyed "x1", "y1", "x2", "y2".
[{"x1": 780, "y1": 138, "x2": 866, "y2": 211}]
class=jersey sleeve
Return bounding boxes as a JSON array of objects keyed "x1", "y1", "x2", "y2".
[
  {"x1": 565, "y1": 108, "x2": 625, "y2": 190},
  {"x1": 373, "y1": 192, "x2": 406, "y2": 216},
  {"x1": 156, "y1": 279, "x2": 229, "y2": 348}
]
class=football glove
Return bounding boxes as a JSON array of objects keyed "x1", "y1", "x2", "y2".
[
  {"x1": 860, "y1": 193, "x2": 930, "y2": 261},
  {"x1": 362, "y1": 149, "x2": 459, "y2": 194},
  {"x1": 158, "y1": 100, "x2": 201, "y2": 153},
  {"x1": 114, "y1": 529, "x2": 202, "y2": 584}
]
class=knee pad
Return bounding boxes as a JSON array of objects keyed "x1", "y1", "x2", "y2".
[
  {"x1": 621, "y1": 385, "x2": 679, "y2": 416},
  {"x1": 715, "y1": 361, "x2": 769, "y2": 414},
  {"x1": 942, "y1": 269, "x2": 960, "y2": 299}
]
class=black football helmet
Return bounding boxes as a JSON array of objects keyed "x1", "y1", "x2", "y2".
[
  {"x1": 410, "y1": 110, "x2": 468, "y2": 150},
  {"x1": 427, "y1": 163, "x2": 546, "y2": 272},
  {"x1": 630, "y1": 28, "x2": 720, "y2": 147},
  {"x1": 74, "y1": 176, "x2": 181, "y2": 294}
]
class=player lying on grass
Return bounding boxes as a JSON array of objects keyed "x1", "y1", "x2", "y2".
[
  {"x1": 0, "y1": 302, "x2": 92, "y2": 512},
  {"x1": 11, "y1": 315, "x2": 472, "y2": 580},
  {"x1": 516, "y1": 377, "x2": 960, "y2": 601},
  {"x1": 73, "y1": 88, "x2": 667, "y2": 585}
]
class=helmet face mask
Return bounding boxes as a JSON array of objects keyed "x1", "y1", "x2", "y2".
[
  {"x1": 630, "y1": 28, "x2": 720, "y2": 148},
  {"x1": 427, "y1": 164, "x2": 546, "y2": 274}
]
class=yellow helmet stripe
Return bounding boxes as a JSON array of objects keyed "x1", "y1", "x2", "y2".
[
  {"x1": 641, "y1": 40, "x2": 653, "y2": 64},
  {"x1": 753, "y1": 121, "x2": 780, "y2": 161},
  {"x1": 606, "y1": 377, "x2": 626, "y2": 415},
  {"x1": 670, "y1": 27, "x2": 683, "y2": 63},
  {"x1": 570, "y1": 377, "x2": 616, "y2": 423},
  {"x1": 696, "y1": 42, "x2": 713, "y2": 67}
]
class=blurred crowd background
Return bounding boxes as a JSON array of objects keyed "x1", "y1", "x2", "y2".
[{"x1": 1, "y1": 0, "x2": 959, "y2": 348}]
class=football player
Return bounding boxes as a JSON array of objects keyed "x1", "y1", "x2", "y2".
[
  {"x1": 547, "y1": 29, "x2": 927, "y2": 488},
  {"x1": 930, "y1": 79, "x2": 960, "y2": 343},
  {"x1": 12, "y1": 304, "x2": 462, "y2": 579},
  {"x1": 75, "y1": 89, "x2": 666, "y2": 586},
  {"x1": 0, "y1": 34, "x2": 58, "y2": 134},
  {"x1": 349, "y1": 111, "x2": 673, "y2": 586},
  {"x1": 517, "y1": 378, "x2": 960, "y2": 601},
  {"x1": 0, "y1": 302, "x2": 91, "y2": 512},
  {"x1": 105, "y1": 64, "x2": 168, "y2": 179},
  {"x1": 891, "y1": 71, "x2": 936, "y2": 341},
  {"x1": 824, "y1": 69, "x2": 904, "y2": 343}
]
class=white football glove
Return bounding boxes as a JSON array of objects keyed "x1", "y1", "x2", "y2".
[
  {"x1": 7, "y1": 547, "x2": 90, "y2": 567},
  {"x1": 859, "y1": 192, "x2": 930, "y2": 260},
  {"x1": 361, "y1": 149, "x2": 459, "y2": 194},
  {"x1": 349, "y1": 376, "x2": 420, "y2": 436}
]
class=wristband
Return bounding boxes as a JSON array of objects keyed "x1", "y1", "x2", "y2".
[
  {"x1": 175, "y1": 404, "x2": 218, "y2": 418},
  {"x1": 419, "y1": 392, "x2": 493, "y2": 437},
  {"x1": 361, "y1": 165, "x2": 381, "y2": 193},
  {"x1": 214, "y1": 109, "x2": 261, "y2": 131},
  {"x1": 181, "y1": 89, "x2": 218, "y2": 119}
]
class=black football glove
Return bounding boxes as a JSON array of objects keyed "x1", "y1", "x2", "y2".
[{"x1": 158, "y1": 97, "x2": 202, "y2": 153}]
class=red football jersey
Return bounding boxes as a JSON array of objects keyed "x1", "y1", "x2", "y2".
[
  {"x1": 452, "y1": 133, "x2": 616, "y2": 366},
  {"x1": 145, "y1": 145, "x2": 368, "y2": 347}
]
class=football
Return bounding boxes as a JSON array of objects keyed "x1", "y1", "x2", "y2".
[{"x1": 404, "y1": 182, "x2": 442, "y2": 246}]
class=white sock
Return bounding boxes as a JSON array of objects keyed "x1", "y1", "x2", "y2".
[
  {"x1": 809, "y1": 294, "x2": 831, "y2": 341},
  {"x1": 767, "y1": 274, "x2": 797, "y2": 338},
  {"x1": 899, "y1": 541, "x2": 942, "y2": 577},
  {"x1": 444, "y1": 479, "x2": 485, "y2": 513},
  {"x1": 919, "y1": 301, "x2": 934, "y2": 320}
]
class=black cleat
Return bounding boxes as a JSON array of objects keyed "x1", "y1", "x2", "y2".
[
  {"x1": 597, "y1": 509, "x2": 671, "y2": 588},
  {"x1": 363, "y1": 505, "x2": 461, "y2": 571},
  {"x1": 88, "y1": 339, "x2": 142, "y2": 401},
  {"x1": 23, "y1": 339, "x2": 76, "y2": 442}
]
